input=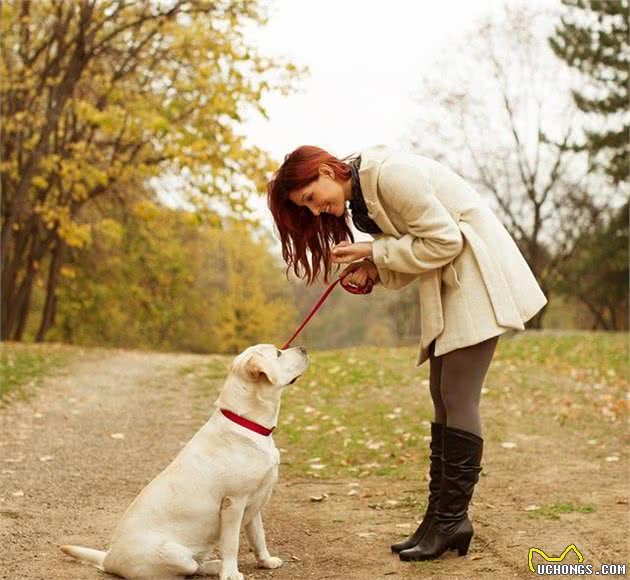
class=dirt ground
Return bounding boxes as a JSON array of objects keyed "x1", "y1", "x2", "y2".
[{"x1": 0, "y1": 349, "x2": 627, "y2": 580}]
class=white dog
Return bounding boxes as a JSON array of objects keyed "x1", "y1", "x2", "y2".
[{"x1": 61, "y1": 344, "x2": 308, "y2": 580}]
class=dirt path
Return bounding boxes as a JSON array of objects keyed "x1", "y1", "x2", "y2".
[{"x1": 0, "y1": 349, "x2": 627, "y2": 580}]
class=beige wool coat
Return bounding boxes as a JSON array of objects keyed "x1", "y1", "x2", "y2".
[{"x1": 358, "y1": 145, "x2": 547, "y2": 366}]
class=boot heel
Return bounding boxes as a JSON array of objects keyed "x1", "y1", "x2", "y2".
[{"x1": 457, "y1": 536, "x2": 472, "y2": 556}]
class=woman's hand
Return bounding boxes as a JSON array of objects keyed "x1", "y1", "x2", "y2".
[
  {"x1": 339, "y1": 259, "x2": 380, "y2": 287},
  {"x1": 330, "y1": 241, "x2": 373, "y2": 264}
]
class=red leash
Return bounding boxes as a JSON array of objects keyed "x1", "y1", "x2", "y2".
[{"x1": 281, "y1": 276, "x2": 373, "y2": 349}]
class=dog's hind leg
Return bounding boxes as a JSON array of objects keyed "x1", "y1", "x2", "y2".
[
  {"x1": 197, "y1": 558, "x2": 221, "y2": 576},
  {"x1": 155, "y1": 541, "x2": 199, "y2": 577}
]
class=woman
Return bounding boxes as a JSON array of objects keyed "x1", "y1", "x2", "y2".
[{"x1": 266, "y1": 144, "x2": 547, "y2": 562}]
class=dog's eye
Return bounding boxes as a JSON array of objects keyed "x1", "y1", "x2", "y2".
[{"x1": 276, "y1": 349, "x2": 282, "y2": 358}]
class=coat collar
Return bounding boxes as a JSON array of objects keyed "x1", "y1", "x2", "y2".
[{"x1": 357, "y1": 145, "x2": 400, "y2": 236}]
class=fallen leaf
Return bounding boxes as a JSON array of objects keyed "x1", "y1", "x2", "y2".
[
  {"x1": 39, "y1": 455, "x2": 54, "y2": 462},
  {"x1": 12, "y1": 490, "x2": 24, "y2": 497},
  {"x1": 524, "y1": 504, "x2": 540, "y2": 511},
  {"x1": 110, "y1": 433, "x2": 125, "y2": 440},
  {"x1": 501, "y1": 442, "x2": 517, "y2": 449}
]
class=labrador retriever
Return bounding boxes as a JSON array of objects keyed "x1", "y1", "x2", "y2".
[{"x1": 60, "y1": 344, "x2": 308, "y2": 580}]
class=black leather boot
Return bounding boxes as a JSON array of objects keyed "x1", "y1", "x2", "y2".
[
  {"x1": 399, "y1": 426, "x2": 483, "y2": 561},
  {"x1": 391, "y1": 422, "x2": 444, "y2": 553}
]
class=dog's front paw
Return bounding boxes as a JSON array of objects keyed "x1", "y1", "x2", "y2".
[
  {"x1": 220, "y1": 572, "x2": 244, "y2": 580},
  {"x1": 257, "y1": 556, "x2": 283, "y2": 569}
]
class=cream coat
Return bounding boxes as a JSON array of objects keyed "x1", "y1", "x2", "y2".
[{"x1": 358, "y1": 145, "x2": 547, "y2": 366}]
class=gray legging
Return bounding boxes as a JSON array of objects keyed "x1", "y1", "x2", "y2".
[{"x1": 428, "y1": 336, "x2": 499, "y2": 438}]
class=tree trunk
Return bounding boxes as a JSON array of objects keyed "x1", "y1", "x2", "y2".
[
  {"x1": 36, "y1": 238, "x2": 65, "y2": 342},
  {"x1": 579, "y1": 295, "x2": 609, "y2": 330},
  {"x1": 11, "y1": 262, "x2": 37, "y2": 341},
  {"x1": 2, "y1": 218, "x2": 47, "y2": 338},
  {"x1": 3, "y1": 225, "x2": 53, "y2": 341}
]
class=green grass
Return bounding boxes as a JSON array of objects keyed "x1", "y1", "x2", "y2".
[
  {"x1": 194, "y1": 331, "x2": 628, "y2": 480},
  {"x1": 484, "y1": 331, "x2": 629, "y2": 441},
  {"x1": 3, "y1": 331, "x2": 626, "y2": 483},
  {"x1": 0, "y1": 342, "x2": 70, "y2": 406},
  {"x1": 493, "y1": 331, "x2": 628, "y2": 378},
  {"x1": 528, "y1": 502, "x2": 596, "y2": 520}
]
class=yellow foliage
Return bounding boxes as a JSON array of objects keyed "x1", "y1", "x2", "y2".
[
  {"x1": 60, "y1": 266, "x2": 76, "y2": 279},
  {"x1": 32, "y1": 176, "x2": 48, "y2": 190},
  {"x1": 2, "y1": 0, "x2": 304, "y2": 342},
  {"x1": 58, "y1": 221, "x2": 92, "y2": 248},
  {"x1": 95, "y1": 218, "x2": 124, "y2": 243},
  {"x1": 132, "y1": 200, "x2": 160, "y2": 221}
]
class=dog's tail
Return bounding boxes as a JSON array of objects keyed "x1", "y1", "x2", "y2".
[{"x1": 60, "y1": 544, "x2": 107, "y2": 570}]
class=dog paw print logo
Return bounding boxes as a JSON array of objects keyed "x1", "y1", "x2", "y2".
[{"x1": 528, "y1": 543, "x2": 583, "y2": 572}]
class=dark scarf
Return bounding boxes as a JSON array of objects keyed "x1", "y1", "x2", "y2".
[{"x1": 348, "y1": 156, "x2": 382, "y2": 234}]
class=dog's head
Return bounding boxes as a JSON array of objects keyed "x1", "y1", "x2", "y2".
[
  {"x1": 230, "y1": 344, "x2": 309, "y2": 388},
  {"x1": 216, "y1": 345, "x2": 309, "y2": 423}
]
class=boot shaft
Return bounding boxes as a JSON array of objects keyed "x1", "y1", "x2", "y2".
[
  {"x1": 426, "y1": 422, "x2": 445, "y2": 515},
  {"x1": 434, "y1": 426, "x2": 483, "y2": 530}
]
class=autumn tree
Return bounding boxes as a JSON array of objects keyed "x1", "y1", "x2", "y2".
[
  {"x1": 48, "y1": 202, "x2": 297, "y2": 352},
  {"x1": 213, "y1": 221, "x2": 298, "y2": 353},
  {"x1": 554, "y1": 201, "x2": 628, "y2": 330},
  {"x1": 407, "y1": 4, "x2": 616, "y2": 327},
  {"x1": 1, "y1": 0, "x2": 300, "y2": 341},
  {"x1": 549, "y1": 0, "x2": 629, "y2": 184}
]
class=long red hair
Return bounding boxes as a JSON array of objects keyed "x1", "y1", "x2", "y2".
[{"x1": 267, "y1": 145, "x2": 355, "y2": 284}]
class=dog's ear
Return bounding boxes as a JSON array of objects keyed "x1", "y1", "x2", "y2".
[{"x1": 245, "y1": 353, "x2": 278, "y2": 385}]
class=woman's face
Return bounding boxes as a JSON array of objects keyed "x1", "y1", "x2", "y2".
[{"x1": 288, "y1": 165, "x2": 347, "y2": 217}]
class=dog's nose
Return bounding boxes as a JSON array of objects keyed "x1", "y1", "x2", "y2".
[{"x1": 297, "y1": 346, "x2": 307, "y2": 354}]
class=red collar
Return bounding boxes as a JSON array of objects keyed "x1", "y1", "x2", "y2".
[{"x1": 220, "y1": 408, "x2": 275, "y2": 437}]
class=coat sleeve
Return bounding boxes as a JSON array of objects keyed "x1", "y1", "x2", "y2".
[
  {"x1": 371, "y1": 161, "x2": 464, "y2": 275},
  {"x1": 366, "y1": 254, "x2": 418, "y2": 290}
]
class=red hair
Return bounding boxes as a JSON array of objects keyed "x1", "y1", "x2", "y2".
[{"x1": 267, "y1": 145, "x2": 355, "y2": 284}]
